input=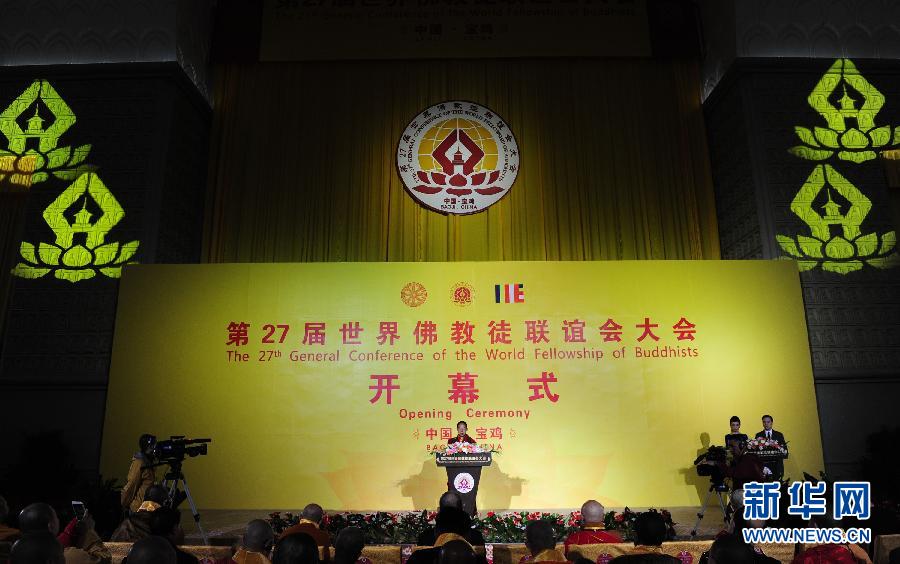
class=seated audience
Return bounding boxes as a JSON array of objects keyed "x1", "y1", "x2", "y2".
[
  {"x1": 408, "y1": 508, "x2": 486, "y2": 564},
  {"x1": 124, "y1": 536, "x2": 178, "y2": 564},
  {"x1": 564, "y1": 499, "x2": 621, "y2": 557},
  {"x1": 438, "y1": 540, "x2": 477, "y2": 564},
  {"x1": 273, "y1": 533, "x2": 320, "y2": 564},
  {"x1": 280, "y1": 504, "x2": 331, "y2": 554},
  {"x1": 522, "y1": 520, "x2": 566, "y2": 563},
  {"x1": 233, "y1": 519, "x2": 275, "y2": 564},
  {"x1": 333, "y1": 526, "x2": 364, "y2": 564},
  {"x1": 150, "y1": 507, "x2": 199, "y2": 564},
  {"x1": 791, "y1": 514, "x2": 872, "y2": 564},
  {"x1": 699, "y1": 534, "x2": 758, "y2": 564},
  {"x1": 111, "y1": 484, "x2": 168, "y2": 541},
  {"x1": 610, "y1": 512, "x2": 679, "y2": 563},
  {"x1": 417, "y1": 493, "x2": 485, "y2": 547},
  {"x1": 18, "y1": 503, "x2": 110, "y2": 564},
  {"x1": 0, "y1": 495, "x2": 20, "y2": 542},
  {"x1": 10, "y1": 532, "x2": 64, "y2": 564},
  {"x1": 18, "y1": 503, "x2": 59, "y2": 536}
]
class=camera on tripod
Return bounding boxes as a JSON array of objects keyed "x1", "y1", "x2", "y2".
[
  {"x1": 139, "y1": 434, "x2": 212, "y2": 545},
  {"x1": 693, "y1": 445, "x2": 727, "y2": 466},
  {"x1": 152, "y1": 436, "x2": 211, "y2": 462},
  {"x1": 694, "y1": 445, "x2": 729, "y2": 491},
  {"x1": 690, "y1": 445, "x2": 731, "y2": 538}
]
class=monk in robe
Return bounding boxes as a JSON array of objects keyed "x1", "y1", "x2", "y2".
[
  {"x1": 521, "y1": 521, "x2": 566, "y2": 563},
  {"x1": 448, "y1": 421, "x2": 476, "y2": 445},
  {"x1": 279, "y1": 504, "x2": 331, "y2": 560},
  {"x1": 111, "y1": 485, "x2": 167, "y2": 541},
  {"x1": 233, "y1": 520, "x2": 275, "y2": 564},
  {"x1": 564, "y1": 500, "x2": 622, "y2": 557},
  {"x1": 792, "y1": 514, "x2": 871, "y2": 564},
  {"x1": 409, "y1": 508, "x2": 487, "y2": 564},
  {"x1": 610, "y1": 512, "x2": 679, "y2": 563},
  {"x1": 121, "y1": 434, "x2": 157, "y2": 514}
]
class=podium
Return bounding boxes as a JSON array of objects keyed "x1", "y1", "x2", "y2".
[
  {"x1": 435, "y1": 453, "x2": 492, "y2": 516},
  {"x1": 753, "y1": 449, "x2": 788, "y2": 481}
]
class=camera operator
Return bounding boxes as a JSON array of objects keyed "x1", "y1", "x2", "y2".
[
  {"x1": 703, "y1": 438, "x2": 764, "y2": 490},
  {"x1": 121, "y1": 434, "x2": 158, "y2": 514}
]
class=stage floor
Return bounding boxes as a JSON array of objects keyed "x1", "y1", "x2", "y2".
[{"x1": 181, "y1": 506, "x2": 726, "y2": 546}]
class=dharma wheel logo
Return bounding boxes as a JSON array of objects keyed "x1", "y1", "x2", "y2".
[
  {"x1": 396, "y1": 101, "x2": 519, "y2": 215},
  {"x1": 1, "y1": 79, "x2": 140, "y2": 283},
  {"x1": 400, "y1": 282, "x2": 428, "y2": 307},
  {"x1": 453, "y1": 472, "x2": 475, "y2": 494},
  {"x1": 778, "y1": 59, "x2": 898, "y2": 274}
]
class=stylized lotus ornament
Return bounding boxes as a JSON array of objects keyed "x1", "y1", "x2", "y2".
[
  {"x1": 789, "y1": 59, "x2": 900, "y2": 163},
  {"x1": 12, "y1": 173, "x2": 139, "y2": 282},
  {"x1": 16, "y1": 239, "x2": 140, "y2": 282},
  {"x1": 777, "y1": 231, "x2": 897, "y2": 273},
  {"x1": 776, "y1": 164, "x2": 898, "y2": 273},
  {"x1": 413, "y1": 129, "x2": 504, "y2": 197},
  {"x1": 0, "y1": 79, "x2": 93, "y2": 186}
]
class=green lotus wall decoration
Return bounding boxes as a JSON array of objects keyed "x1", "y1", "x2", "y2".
[
  {"x1": 1, "y1": 79, "x2": 140, "y2": 283},
  {"x1": 789, "y1": 59, "x2": 900, "y2": 164},
  {"x1": 779, "y1": 59, "x2": 898, "y2": 274},
  {"x1": 776, "y1": 165, "x2": 896, "y2": 274},
  {"x1": 12, "y1": 173, "x2": 139, "y2": 282},
  {"x1": 0, "y1": 79, "x2": 93, "y2": 186}
]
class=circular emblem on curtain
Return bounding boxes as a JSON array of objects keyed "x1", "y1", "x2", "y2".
[
  {"x1": 453, "y1": 472, "x2": 475, "y2": 493},
  {"x1": 396, "y1": 101, "x2": 519, "y2": 215}
]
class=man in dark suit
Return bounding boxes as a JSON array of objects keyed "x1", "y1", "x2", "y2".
[{"x1": 755, "y1": 415, "x2": 788, "y2": 481}]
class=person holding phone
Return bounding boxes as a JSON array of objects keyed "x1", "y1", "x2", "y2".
[
  {"x1": 18, "y1": 502, "x2": 112, "y2": 564},
  {"x1": 59, "y1": 503, "x2": 112, "y2": 564}
]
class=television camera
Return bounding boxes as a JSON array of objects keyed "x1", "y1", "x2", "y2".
[{"x1": 141, "y1": 435, "x2": 212, "y2": 545}]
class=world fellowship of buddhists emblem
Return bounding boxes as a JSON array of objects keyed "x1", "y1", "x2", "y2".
[{"x1": 396, "y1": 101, "x2": 519, "y2": 215}]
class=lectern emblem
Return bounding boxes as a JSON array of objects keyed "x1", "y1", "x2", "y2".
[
  {"x1": 453, "y1": 472, "x2": 475, "y2": 494},
  {"x1": 396, "y1": 101, "x2": 519, "y2": 215}
]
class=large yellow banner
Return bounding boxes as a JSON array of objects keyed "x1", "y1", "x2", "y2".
[{"x1": 101, "y1": 261, "x2": 823, "y2": 510}]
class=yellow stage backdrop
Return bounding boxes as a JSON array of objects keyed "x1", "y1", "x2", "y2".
[{"x1": 101, "y1": 260, "x2": 823, "y2": 510}]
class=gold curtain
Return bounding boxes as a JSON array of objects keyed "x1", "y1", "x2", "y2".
[{"x1": 203, "y1": 59, "x2": 719, "y2": 262}]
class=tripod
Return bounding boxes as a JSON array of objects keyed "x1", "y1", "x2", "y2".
[
  {"x1": 161, "y1": 459, "x2": 209, "y2": 546},
  {"x1": 690, "y1": 481, "x2": 729, "y2": 538}
]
